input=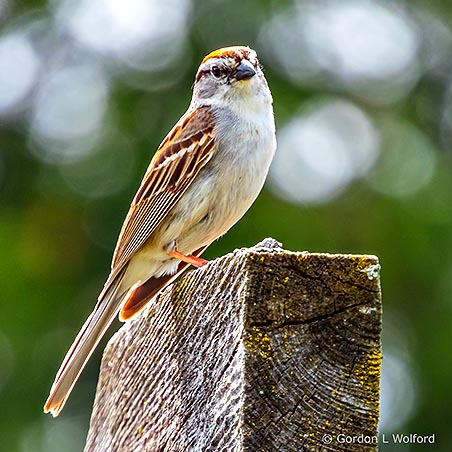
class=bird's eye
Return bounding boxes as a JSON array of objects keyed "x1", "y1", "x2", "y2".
[{"x1": 211, "y1": 65, "x2": 222, "y2": 78}]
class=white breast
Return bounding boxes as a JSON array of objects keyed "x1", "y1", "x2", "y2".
[
  {"x1": 159, "y1": 87, "x2": 276, "y2": 257},
  {"x1": 180, "y1": 103, "x2": 276, "y2": 247}
]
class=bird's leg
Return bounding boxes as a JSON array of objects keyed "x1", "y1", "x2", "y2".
[
  {"x1": 169, "y1": 249, "x2": 208, "y2": 267},
  {"x1": 167, "y1": 242, "x2": 208, "y2": 268}
]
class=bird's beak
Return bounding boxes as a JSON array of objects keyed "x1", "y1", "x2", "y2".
[{"x1": 234, "y1": 61, "x2": 256, "y2": 81}]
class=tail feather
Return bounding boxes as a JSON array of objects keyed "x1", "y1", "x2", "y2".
[
  {"x1": 44, "y1": 267, "x2": 128, "y2": 417},
  {"x1": 44, "y1": 246, "x2": 207, "y2": 416}
]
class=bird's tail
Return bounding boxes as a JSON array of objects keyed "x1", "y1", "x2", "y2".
[
  {"x1": 44, "y1": 246, "x2": 208, "y2": 416},
  {"x1": 44, "y1": 267, "x2": 128, "y2": 417}
]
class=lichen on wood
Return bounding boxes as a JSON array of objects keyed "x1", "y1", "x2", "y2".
[{"x1": 84, "y1": 238, "x2": 382, "y2": 452}]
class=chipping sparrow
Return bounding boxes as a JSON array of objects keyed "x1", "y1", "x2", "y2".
[{"x1": 44, "y1": 45, "x2": 276, "y2": 416}]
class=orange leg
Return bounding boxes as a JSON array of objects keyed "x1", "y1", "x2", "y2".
[{"x1": 168, "y1": 249, "x2": 209, "y2": 268}]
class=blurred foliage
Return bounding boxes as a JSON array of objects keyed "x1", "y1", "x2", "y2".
[{"x1": 1, "y1": 0, "x2": 452, "y2": 450}]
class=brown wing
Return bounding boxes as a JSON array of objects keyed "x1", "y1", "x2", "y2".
[{"x1": 111, "y1": 106, "x2": 216, "y2": 270}]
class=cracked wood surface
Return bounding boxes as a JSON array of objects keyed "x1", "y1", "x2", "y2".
[{"x1": 84, "y1": 238, "x2": 382, "y2": 452}]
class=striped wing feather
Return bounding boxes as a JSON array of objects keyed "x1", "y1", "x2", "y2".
[{"x1": 112, "y1": 106, "x2": 216, "y2": 270}]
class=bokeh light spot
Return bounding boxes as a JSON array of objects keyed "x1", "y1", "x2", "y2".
[
  {"x1": 260, "y1": 0, "x2": 420, "y2": 103},
  {"x1": 302, "y1": 1, "x2": 418, "y2": 81},
  {"x1": 29, "y1": 64, "x2": 108, "y2": 164},
  {"x1": 367, "y1": 119, "x2": 436, "y2": 198},
  {"x1": 380, "y1": 351, "x2": 417, "y2": 431},
  {"x1": 379, "y1": 309, "x2": 418, "y2": 432},
  {"x1": 57, "y1": 0, "x2": 192, "y2": 71},
  {"x1": 0, "y1": 32, "x2": 40, "y2": 114},
  {"x1": 269, "y1": 100, "x2": 379, "y2": 204}
]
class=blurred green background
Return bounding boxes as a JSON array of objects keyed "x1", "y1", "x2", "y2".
[{"x1": 1, "y1": 0, "x2": 452, "y2": 450}]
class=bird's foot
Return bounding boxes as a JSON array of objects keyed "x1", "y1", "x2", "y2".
[{"x1": 168, "y1": 248, "x2": 208, "y2": 268}]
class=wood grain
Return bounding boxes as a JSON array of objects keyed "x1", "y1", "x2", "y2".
[{"x1": 84, "y1": 238, "x2": 382, "y2": 452}]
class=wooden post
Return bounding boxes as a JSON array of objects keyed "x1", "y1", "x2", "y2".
[{"x1": 84, "y1": 238, "x2": 382, "y2": 452}]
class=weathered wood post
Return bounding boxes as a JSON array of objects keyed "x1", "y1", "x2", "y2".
[{"x1": 84, "y1": 238, "x2": 382, "y2": 452}]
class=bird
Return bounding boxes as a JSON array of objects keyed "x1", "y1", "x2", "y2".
[{"x1": 44, "y1": 45, "x2": 276, "y2": 417}]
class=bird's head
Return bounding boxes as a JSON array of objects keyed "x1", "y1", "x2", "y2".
[{"x1": 191, "y1": 46, "x2": 272, "y2": 111}]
